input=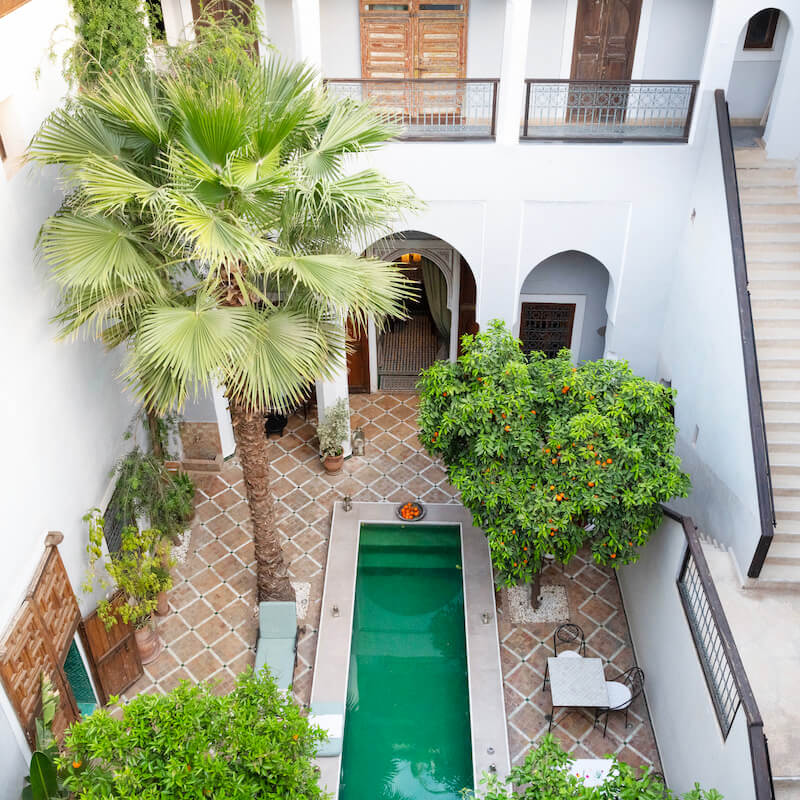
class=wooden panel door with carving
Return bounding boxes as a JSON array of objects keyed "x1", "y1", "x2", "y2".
[{"x1": 571, "y1": 0, "x2": 642, "y2": 81}]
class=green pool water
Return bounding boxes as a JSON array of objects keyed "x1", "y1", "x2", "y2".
[{"x1": 339, "y1": 523, "x2": 473, "y2": 800}]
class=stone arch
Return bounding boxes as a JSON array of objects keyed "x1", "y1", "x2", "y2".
[{"x1": 517, "y1": 250, "x2": 612, "y2": 364}]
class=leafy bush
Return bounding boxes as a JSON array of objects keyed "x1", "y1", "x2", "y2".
[
  {"x1": 477, "y1": 734, "x2": 722, "y2": 800},
  {"x1": 316, "y1": 398, "x2": 351, "y2": 457},
  {"x1": 418, "y1": 321, "x2": 690, "y2": 589},
  {"x1": 57, "y1": 670, "x2": 325, "y2": 799},
  {"x1": 83, "y1": 513, "x2": 173, "y2": 630}
]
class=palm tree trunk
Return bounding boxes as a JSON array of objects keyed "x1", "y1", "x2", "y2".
[
  {"x1": 228, "y1": 400, "x2": 295, "y2": 602},
  {"x1": 146, "y1": 408, "x2": 164, "y2": 461}
]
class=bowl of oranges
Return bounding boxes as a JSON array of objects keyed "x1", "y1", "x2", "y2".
[{"x1": 396, "y1": 501, "x2": 425, "y2": 521}]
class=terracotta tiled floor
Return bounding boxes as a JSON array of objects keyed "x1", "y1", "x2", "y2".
[{"x1": 122, "y1": 392, "x2": 660, "y2": 771}]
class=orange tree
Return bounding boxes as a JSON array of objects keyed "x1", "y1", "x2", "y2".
[{"x1": 418, "y1": 321, "x2": 690, "y2": 607}]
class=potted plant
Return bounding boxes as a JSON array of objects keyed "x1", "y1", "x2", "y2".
[
  {"x1": 112, "y1": 448, "x2": 195, "y2": 543},
  {"x1": 316, "y1": 398, "x2": 350, "y2": 473},
  {"x1": 83, "y1": 511, "x2": 174, "y2": 664}
]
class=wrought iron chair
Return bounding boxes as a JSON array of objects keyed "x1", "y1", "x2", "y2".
[
  {"x1": 542, "y1": 623, "x2": 586, "y2": 690},
  {"x1": 595, "y1": 666, "x2": 645, "y2": 736}
]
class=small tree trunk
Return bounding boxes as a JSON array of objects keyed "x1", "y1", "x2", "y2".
[
  {"x1": 529, "y1": 570, "x2": 542, "y2": 612},
  {"x1": 146, "y1": 408, "x2": 164, "y2": 461},
  {"x1": 229, "y1": 400, "x2": 295, "y2": 603}
]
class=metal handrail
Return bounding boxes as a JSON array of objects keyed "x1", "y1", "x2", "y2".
[
  {"x1": 324, "y1": 78, "x2": 499, "y2": 142},
  {"x1": 522, "y1": 78, "x2": 698, "y2": 143},
  {"x1": 714, "y1": 89, "x2": 776, "y2": 578},
  {"x1": 664, "y1": 507, "x2": 775, "y2": 800}
]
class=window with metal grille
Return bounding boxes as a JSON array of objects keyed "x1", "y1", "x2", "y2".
[
  {"x1": 103, "y1": 483, "x2": 134, "y2": 555},
  {"x1": 677, "y1": 552, "x2": 742, "y2": 737}
]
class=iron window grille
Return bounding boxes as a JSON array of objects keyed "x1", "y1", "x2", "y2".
[
  {"x1": 678, "y1": 550, "x2": 742, "y2": 737},
  {"x1": 103, "y1": 483, "x2": 134, "y2": 555}
]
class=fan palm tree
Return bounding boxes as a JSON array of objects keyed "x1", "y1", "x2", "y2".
[{"x1": 29, "y1": 33, "x2": 418, "y2": 601}]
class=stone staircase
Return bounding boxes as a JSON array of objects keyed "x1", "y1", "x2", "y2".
[{"x1": 736, "y1": 145, "x2": 800, "y2": 583}]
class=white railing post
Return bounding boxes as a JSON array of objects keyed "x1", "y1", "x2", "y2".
[{"x1": 496, "y1": 0, "x2": 532, "y2": 145}]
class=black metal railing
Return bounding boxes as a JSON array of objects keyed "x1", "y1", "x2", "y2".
[
  {"x1": 666, "y1": 508, "x2": 775, "y2": 800},
  {"x1": 324, "y1": 78, "x2": 498, "y2": 141},
  {"x1": 714, "y1": 89, "x2": 776, "y2": 577},
  {"x1": 522, "y1": 79, "x2": 698, "y2": 142}
]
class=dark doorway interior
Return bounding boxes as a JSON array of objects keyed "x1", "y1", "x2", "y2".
[{"x1": 378, "y1": 260, "x2": 448, "y2": 391}]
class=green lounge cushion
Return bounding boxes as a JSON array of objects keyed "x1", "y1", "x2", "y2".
[
  {"x1": 311, "y1": 701, "x2": 345, "y2": 757},
  {"x1": 254, "y1": 637, "x2": 296, "y2": 690},
  {"x1": 258, "y1": 601, "x2": 297, "y2": 639}
]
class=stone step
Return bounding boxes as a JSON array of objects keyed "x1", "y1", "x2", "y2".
[
  {"x1": 737, "y1": 167, "x2": 798, "y2": 188},
  {"x1": 740, "y1": 185, "x2": 800, "y2": 204},
  {"x1": 749, "y1": 279, "x2": 800, "y2": 299},
  {"x1": 754, "y1": 319, "x2": 800, "y2": 337},
  {"x1": 733, "y1": 147, "x2": 795, "y2": 168},
  {"x1": 746, "y1": 242, "x2": 800, "y2": 261},
  {"x1": 752, "y1": 298, "x2": 800, "y2": 319},
  {"x1": 775, "y1": 519, "x2": 800, "y2": 538},
  {"x1": 742, "y1": 203, "x2": 800, "y2": 222},
  {"x1": 772, "y1": 779, "x2": 800, "y2": 800},
  {"x1": 756, "y1": 340, "x2": 800, "y2": 359},
  {"x1": 767, "y1": 422, "x2": 800, "y2": 442},
  {"x1": 769, "y1": 445, "x2": 800, "y2": 467},
  {"x1": 762, "y1": 539, "x2": 800, "y2": 565},
  {"x1": 761, "y1": 379, "x2": 800, "y2": 391},
  {"x1": 759, "y1": 360, "x2": 800, "y2": 380},
  {"x1": 765, "y1": 402, "x2": 800, "y2": 422},
  {"x1": 744, "y1": 223, "x2": 800, "y2": 242},
  {"x1": 756, "y1": 559, "x2": 800, "y2": 583},
  {"x1": 746, "y1": 262, "x2": 800, "y2": 277}
]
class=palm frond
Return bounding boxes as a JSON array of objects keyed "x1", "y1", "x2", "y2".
[
  {"x1": 78, "y1": 156, "x2": 163, "y2": 213},
  {"x1": 27, "y1": 106, "x2": 125, "y2": 166}
]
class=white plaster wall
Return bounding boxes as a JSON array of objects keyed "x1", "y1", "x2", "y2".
[
  {"x1": 466, "y1": 0, "x2": 505, "y2": 77},
  {"x1": 264, "y1": 0, "x2": 295, "y2": 61},
  {"x1": 728, "y1": 11, "x2": 789, "y2": 121},
  {"x1": 319, "y1": 0, "x2": 359, "y2": 77},
  {"x1": 350, "y1": 136, "x2": 699, "y2": 377},
  {"x1": 619, "y1": 517, "x2": 756, "y2": 799},
  {"x1": 526, "y1": 0, "x2": 567, "y2": 77},
  {"x1": 0, "y1": 0, "x2": 140, "y2": 789},
  {"x1": 642, "y1": 0, "x2": 713, "y2": 80},
  {"x1": 656, "y1": 101, "x2": 761, "y2": 574}
]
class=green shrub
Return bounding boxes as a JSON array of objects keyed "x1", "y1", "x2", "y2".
[
  {"x1": 418, "y1": 321, "x2": 690, "y2": 590},
  {"x1": 57, "y1": 670, "x2": 325, "y2": 799},
  {"x1": 477, "y1": 734, "x2": 722, "y2": 800}
]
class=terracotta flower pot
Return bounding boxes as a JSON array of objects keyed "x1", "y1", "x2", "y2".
[
  {"x1": 323, "y1": 453, "x2": 344, "y2": 473},
  {"x1": 134, "y1": 623, "x2": 164, "y2": 664},
  {"x1": 155, "y1": 591, "x2": 170, "y2": 617}
]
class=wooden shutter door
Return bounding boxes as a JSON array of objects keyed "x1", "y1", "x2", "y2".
[
  {"x1": 413, "y1": 13, "x2": 467, "y2": 79},
  {"x1": 79, "y1": 595, "x2": 143, "y2": 705},
  {"x1": 571, "y1": 0, "x2": 642, "y2": 81},
  {"x1": 361, "y1": 16, "x2": 413, "y2": 79}
]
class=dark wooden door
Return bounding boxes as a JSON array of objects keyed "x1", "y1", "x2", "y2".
[
  {"x1": 457, "y1": 257, "x2": 477, "y2": 356},
  {"x1": 520, "y1": 303, "x2": 576, "y2": 358},
  {"x1": 346, "y1": 318, "x2": 371, "y2": 393},
  {"x1": 571, "y1": 0, "x2": 642, "y2": 81},
  {"x1": 79, "y1": 595, "x2": 143, "y2": 706}
]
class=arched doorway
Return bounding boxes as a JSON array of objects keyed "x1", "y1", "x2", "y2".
[
  {"x1": 727, "y1": 8, "x2": 790, "y2": 146},
  {"x1": 346, "y1": 232, "x2": 477, "y2": 393},
  {"x1": 517, "y1": 250, "x2": 610, "y2": 363}
]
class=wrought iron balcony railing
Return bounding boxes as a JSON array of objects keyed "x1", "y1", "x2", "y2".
[
  {"x1": 522, "y1": 79, "x2": 699, "y2": 142},
  {"x1": 324, "y1": 79, "x2": 499, "y2": 141}
]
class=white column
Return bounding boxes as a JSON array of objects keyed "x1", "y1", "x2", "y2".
[
  {"x1": 496, "y1": 0, "x2": 532, "y2": 146},
  {"x1": 292, "y1": 0, "x2": 322, "y2": 73},
  {"x1": 448, "y1": 250, "x2": 461, "y2": 361},
  {"x1": 211, "y1": 381, "x2": 236, "y2": 459},
  {"x1": 315, "y1": 324, "x2": 352, "y2": 457}
]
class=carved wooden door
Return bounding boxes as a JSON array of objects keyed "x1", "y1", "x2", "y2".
[
  {"x1": 519, "y1": 303, "x2": 576, "y2": 358},
  {"x1": 571, "y1": 0, "x2": 641, "y2": 81},
  {"x1": 79, "y1": 595, "x2": 143, "y2": 706},
  {"x1": 346, "y1": 318, "x2": 371, "y2": 394}
]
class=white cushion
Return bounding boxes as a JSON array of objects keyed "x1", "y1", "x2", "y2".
[
  {"x1": 310, "y1": 713, "x2": 344, "y2": 739},
  {"x1": 605, "y1": 680, "x2": 632, "y2": 710},
  {"x1": 558, "y1": 650, "x2": 581, "y2": 658}
]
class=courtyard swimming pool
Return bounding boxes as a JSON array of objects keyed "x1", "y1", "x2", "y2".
[{"x1": 338, "y1": 523, "x2": 473, "y2": 800}]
